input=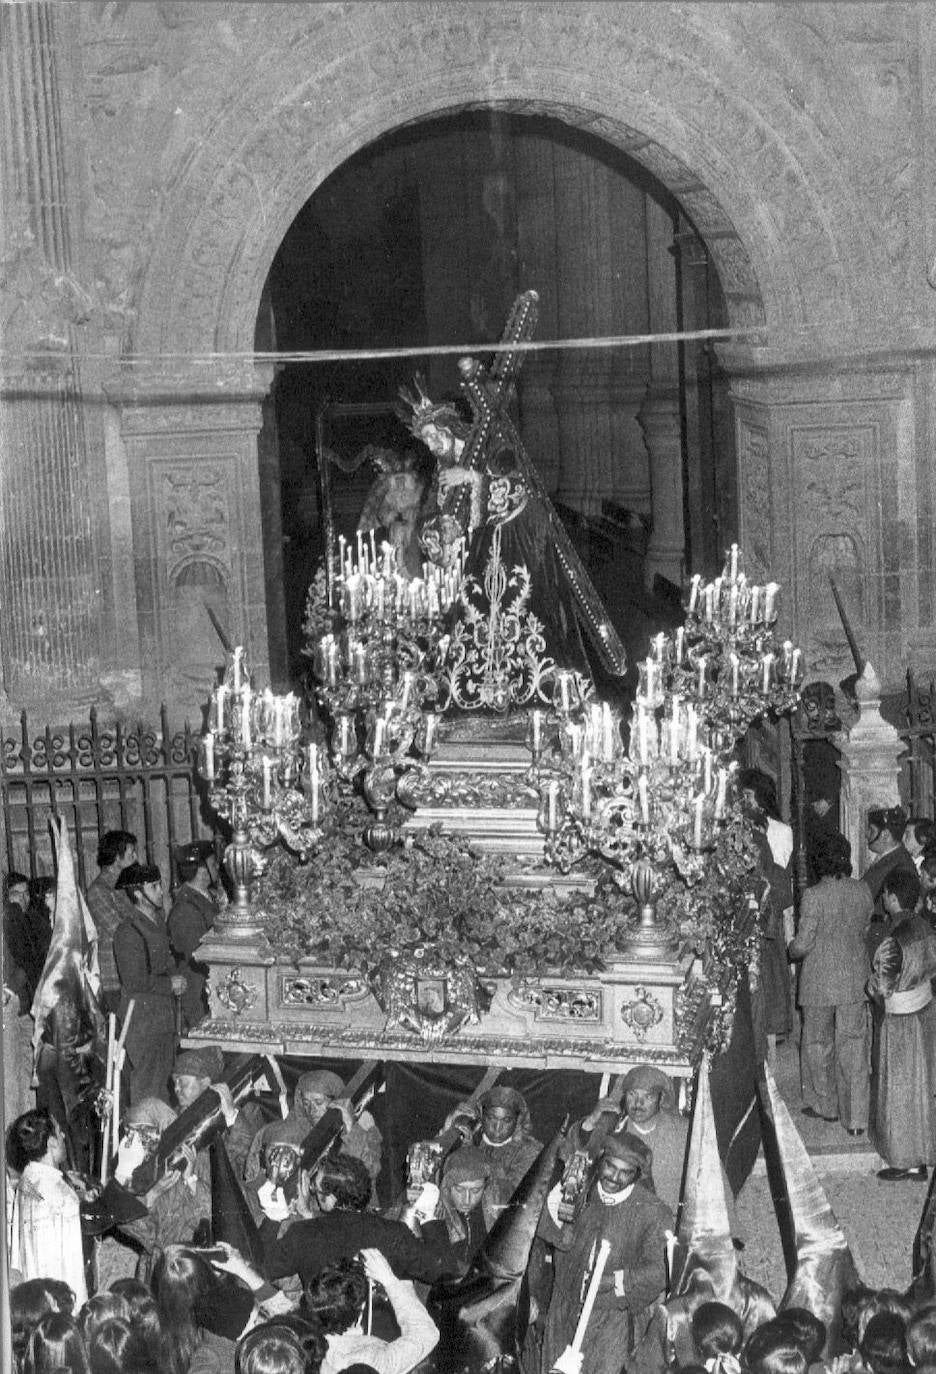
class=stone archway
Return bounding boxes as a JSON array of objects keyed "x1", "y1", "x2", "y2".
[
  {"x1": 122, "y1": 4, "x2": 891, "y2": 704},
  {"x1": 133, "y1": 6, "x2": 881, "y2": 358}
]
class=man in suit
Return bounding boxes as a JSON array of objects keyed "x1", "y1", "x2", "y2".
[
  {"x1": 861, "y1": 805, "x2": 919, "y2": 955},
  {"x1": 789, "y1": 833, "x2": 872, "y2": 1135},
  {"x1": 113, "y1": 862, "x2": 186, "y2": 1104}
]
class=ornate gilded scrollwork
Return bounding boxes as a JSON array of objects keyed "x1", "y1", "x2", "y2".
[
  {"x1": 506, "y1": 982, "x2": 602, "y2": 1022},
  {"x1": 374, "y1": 945, "x2": 480, "y2": 1044},
  {"x1": 619, "y1": 985, "x2": 664, "y2": 1040},
  {"x1": 281, "y1": 974, "x2": 369, "y2": 1007},
  {"x1": 213, "y1": 968, "x2": 257, "y2": 1018}
]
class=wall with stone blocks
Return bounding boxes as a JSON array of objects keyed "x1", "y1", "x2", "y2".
[{"x1": 4, "y1": 2, "x2": 936, "y2": 718}]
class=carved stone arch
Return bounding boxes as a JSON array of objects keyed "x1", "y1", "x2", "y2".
[{"x1": 131, "y1": 5, "x2": 881, "y2": 362}]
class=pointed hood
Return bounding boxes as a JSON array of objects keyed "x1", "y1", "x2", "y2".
[
  {"x1": 642, "y1": 1061, "x2": 774, "y2": 1373},
  {"x1": 210, "y1": 1134, "x2": 266, "y2": 1273},
  {"x1": 430, "y1": 1123, "x2": 566, "y2": 1372},
  {"x1": 761, "y1": 1063, "x2": 860, "y2": 1356},
  {"x1": 909, "y1": 1169, "x2": 936, "y2": 1303},
  {"x1": 31, "y1": 816, "x2": 104, "y2": 1067}
]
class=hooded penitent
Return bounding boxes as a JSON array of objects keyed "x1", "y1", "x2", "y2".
[
  {"x1": 909, "y1": 1168, "x2": 936, "y2": 1303},
  {"x1": 631, "y1": 1060, "x2": 775, "y2": 1374},
  {"x1": 761, "y1": 1063, "x2": 861, "y2": 1357},
  {"x1": 428, "y1": 1121, "x2": 566, "y2": 1373}
]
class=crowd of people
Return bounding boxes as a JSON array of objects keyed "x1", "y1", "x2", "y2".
[{"x1": 5, "y1": 794, "x2": 936, "y2": 1374}]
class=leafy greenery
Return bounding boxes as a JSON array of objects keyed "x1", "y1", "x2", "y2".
[{"x1": 254, "y1": 798, "x2": 761, "y2": 982}]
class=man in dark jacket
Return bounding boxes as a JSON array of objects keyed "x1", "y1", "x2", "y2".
[
  {"x1": 261, "y1": 1151, "x2": 458, "y2": 1291},
  {"x1": 167, "y1": 840, "x2": 221, "y2": 1030},
  {"x1": 114, "y1": 862, "x2": 186, "y2": 1104},
  {"x1": 861, "y1": 805, "x2": 919, "y2": 937}
]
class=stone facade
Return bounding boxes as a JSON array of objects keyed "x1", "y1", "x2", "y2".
[{"x1": 2, "y1": 2, "x2": 936, "y2": 721}]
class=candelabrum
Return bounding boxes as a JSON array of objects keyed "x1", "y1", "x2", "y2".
[
  {"x1": 198, "y1": 647, "x2": 335, "y2": 931},
  {"x1": 531, "y1": 546, "x2": 803, "y2": 957},
  {"x1": 311, "y1": 536, "x2": 450, "y2": 848}
]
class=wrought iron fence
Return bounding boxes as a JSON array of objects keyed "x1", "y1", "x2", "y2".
[
  {"x1": 0, "y1": 706, "x2": 211, "y2": 890},
  {"x1": 902, "y1": 668, "x2": 936, "y2": 820}
]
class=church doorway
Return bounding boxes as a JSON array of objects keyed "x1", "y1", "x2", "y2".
[{"x1": 257, "y1": 109, "x2": 738, "y2": 691}]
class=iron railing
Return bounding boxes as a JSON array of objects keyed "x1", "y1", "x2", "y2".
[{"x1": 0, "y1": 706, "x2": 211, "y2": 890}]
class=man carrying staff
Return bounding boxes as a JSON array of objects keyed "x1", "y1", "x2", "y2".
[{"x1": 539, "y1": 1134, "x2": 672, "y2": 1374}]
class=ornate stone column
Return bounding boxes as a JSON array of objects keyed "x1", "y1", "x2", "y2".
[
  {"x1": 836, "y1": 666, "x2": 905, "y2": 875},
  {"x1": 0, "y1": 3, "x2": 105, "y2": 714},
  {"x1": 638, "y1": 386, "x2": 685, "y2": 589}
]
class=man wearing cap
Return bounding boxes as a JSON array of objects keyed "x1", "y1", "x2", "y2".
[
  {"x1": 539, "y1": 1133, "x2": 673, "y2": 1374},
  {"x1": 172, "y1": 1043, "x2": 266, "y2": 1180},
  {"x1": 245, "y1": 1069, "x2": 382, "y2": 1202},
  {"x1": 102, "y1": 1095, "x2": 212, "y2": 1266},
  {"x1": 573, "y1": 1066, "x2": 688, "y2": 1217},
  {"x1": 168, "y1": 841, "x2": 223, "y2": 1031},
  {"x1": 85, "y1": 831, "x2": 138, "y2": 1019},
  {"x1": 114, "y1": 862, "x2": 186, "y2": 1104},
  {"x1": 862, "y1": 806, "x2": 919, "y2": 926},
  {"x1": 445, "y1": 1085, "x2": 543, "y2": 1219}
]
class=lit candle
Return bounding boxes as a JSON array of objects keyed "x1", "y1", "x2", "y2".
[
  {"x1": 580, "y1": 764, "x2": 592, "y2": 821},
  {"x1": 557, "y1": 672, "x2": 572, "y2": 715},
  {"x1": 637, "y1": 772, "x2": 650, "y2": 824},
  {"x1": 686, "y1": 704, "x2": 698, "y2": 760},
  {"x1": 214, "y1": 683, "x2": 227, "y2": 733},
  {"x1": 688, "y1": 574, "x2": 702, "y2": 615},
  {"x1": 693, "y1": 794, "x2": 704, "y2": 850},
  {"x1": 696, "y1": 655, "x2": 707, "y2": 698},
  {"x1": 241, "y1": 686, "x2": 252, "y2": 749},
  {"x1": 763, "y1": 582, "x2": 780, "y2": 622},
  {"x1": 531, "y1": 709, "x2": 543, "y2": 756},
  {"x1": 422, "y1": 712, "x2": 438, "y2": 759},
  {"x1": 791, "y1": 648, "x2": 802, "y2": 682},
  {"x1": 714, "y1": 767, "x2": 728, "y2": 819},
  {"x1": 749, "y1": 584, "x2": 760, "y2": 624},
  {"x1": 636, "y1": 706, "x2": 648, "y2": 764},
  {"x1": 674, "y1": 626, "x2": 685, "y2": 665},
  {"x1": 728, "y1": 583, "x2": 738, "y2": 627},
  {"x1": 232, "y1": 646, "x2": 243, "y2": 693},
  {"x1": 762, "y1": 652, "x2": 774, "y2": 693},
  {"x1": 704, "y1": 584, "x2": 715, "y2": 622},
  {"x1": 652, "y1": 632, "x2": 666, "y2": 662},
  {"x1": 729, "y1": 543, "x2": 739, "y2": 582},
  {"x1": 729, "y1": 652, "x2": 740, "y2": 697},
  {"x1": 374, "y1": 718, "x2": 385, "y2": 756},
  {"x1": 203, "y1": 732, "x2": 215, "y2": 781},
  {"x1": 369, "y1": 529, "x2": 377, "y2": 568},
  {"x1": 261, "y1": 756, "x2": 272, "y2": 810}
]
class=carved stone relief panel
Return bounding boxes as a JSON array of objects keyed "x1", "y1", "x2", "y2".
[
  {"x1": 790, "y1": 420, "x2": 881, "y2": 683},
  {"x1": 147, "y1": 456, "x2": 236, "y2": 711}
]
